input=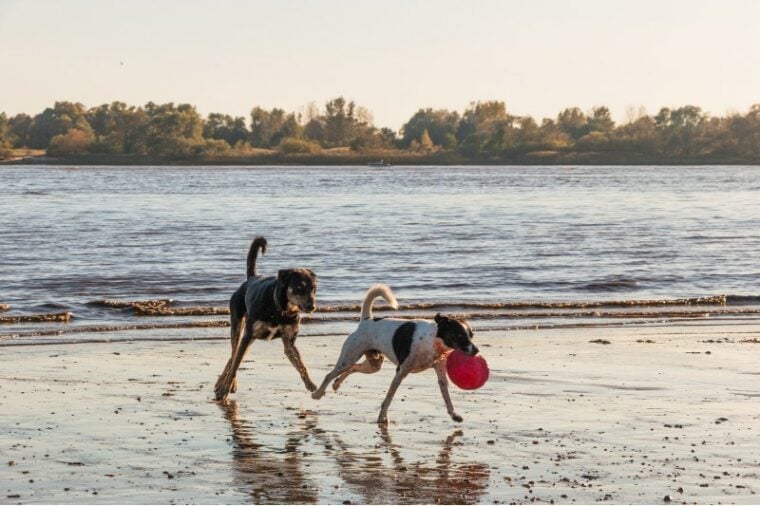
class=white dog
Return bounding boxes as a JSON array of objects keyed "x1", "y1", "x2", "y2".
[{"x1": 312, "y1": 284, "x2": 479, "y2": 425}]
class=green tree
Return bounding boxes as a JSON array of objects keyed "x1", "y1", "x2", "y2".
[
  {"x1": 720, "y1": 105, "x2": 760, "y2": 159},
  {"x1": 0, "y1": 113, "x2": 10, "y2": 149},
  {"x1": 250, "y1": 107, "x2": 302, "y2": 148},
  {"x1": 47, "y1": 128, "x2": 95, "y2": 156},
  {"x1": 86, "y1": 102, "x2": 149, "y2": 154},
  {"x1": 301, "y1": 97, "x2": 376, "y2": 148},
  {"x1": 654, "y1": 105, "x2": 706, "y2": 156},
  {"x1": 400, "y1": 108, "x2": 459, "y2": 148},
  {"x1": 7, "y1": 114, "x2": 33, "y2": 147},
  {"x1": 457, "y1": 101, "x2": 514, "y2": 156},
  {"x1": 511, "y1": 117, "x2": 543, "y2": 151},
  {"x1": 303, "y1": 117, "x2": 325, "y2": 145},
  {"x1": 557, "y1": 107, "x2": 589, "y2": 140},
  {"x1": 587, "y1": 106, "x2": 614, "y2": 133},
  {"x1": 536, "y1": 119, "x2": 572, "y2": 150},
  {"x1": 575, "y1": 107, "x2": 616, "y2": 151},
  {"x1": 142, "y1": 102, "x2": 204, "y2": 158},
  {"x1": 27, "y1": 102, "x2": 92, "y2": 149},
  {"x1": 377, "y1": 127, "x2": 398, "y2": 148},
  {"x1": 419, "y1": 129, "x2": 434, "y2": 152},
  {"x1": 606, "y1": 115, "x2": 652, "y2": 153},
  {"x1": 322, "y1": 97, "x2": 357, "y2": 147},
  {"x1": 204, "y1": 113, "x2": 249, "y2": 147}
]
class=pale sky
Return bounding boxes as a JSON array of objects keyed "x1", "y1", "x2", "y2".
[{"x1": 1, "y1": 0, "x2": 759, "y2": 130}]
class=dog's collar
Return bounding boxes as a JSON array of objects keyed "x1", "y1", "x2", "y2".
[
  {"x1": 273, "y1": 284, "x2": 288, "y2": 312},
  {"x1": 274, "y1": 284, "x2": 299, "y2": 320}
]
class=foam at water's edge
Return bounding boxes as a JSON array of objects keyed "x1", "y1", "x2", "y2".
[{"x1": 78, "y1": 294, "x2": 745, "y2": 317}]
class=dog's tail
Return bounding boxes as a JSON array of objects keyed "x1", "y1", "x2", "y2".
[
  {"x1": 246, "y1": 236, "x2": 268, "y2": 279},
  {"x1": 361, "y1": 284, "x2": 399, "y2": 320}
]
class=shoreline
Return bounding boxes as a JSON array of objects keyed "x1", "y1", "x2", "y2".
[
  {"x1": 3, "y1": 156, "x2": 760, "y2": 167},
  {"x1": 2, "y1": 323, "x2": 759, "y2": 504}
]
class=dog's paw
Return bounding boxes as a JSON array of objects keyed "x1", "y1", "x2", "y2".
[
  {"x1": 305, "y1": 379, "x2": 317, "y2": 392},
  {"x1": 451, "y1": 413, "x2": 463, "y2": 423},
  {"x1": 214, "y1": 383, "x2": 230, "y2": 402},
  {"x1": 230, "y1": 378, "x2": 238, "y2": 394},
  {"x1": 311, "y1": 390, "x2": 324, "y2": 400},
  {"x1": 377, "y1": 415, "x2": 389, "y2": 425},
  {"x1": 331, "y1": 378, "x2": 343, "y2": 391}
]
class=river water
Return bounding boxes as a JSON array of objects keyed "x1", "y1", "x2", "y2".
[{"x1": 2, "y1": 165, "x2": 759, "y2": 344}]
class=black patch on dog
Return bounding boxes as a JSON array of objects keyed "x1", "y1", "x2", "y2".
[
  {"x1": 392, "y1": 322, "x2": 416, "y2": 367},
  {"x1": 434, "y1": 313, "x2": 478, "y2": 355},
  {"x1": 245, "y1": 277, "x2": 300, "y2": 327},
  {"x1": 229, "y1": 279, "x2": 248, "y2": 320}
]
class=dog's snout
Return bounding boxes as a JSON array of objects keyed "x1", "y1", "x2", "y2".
[{"x1": 468, "y1": 344, "x2": 479, "y2": 356}]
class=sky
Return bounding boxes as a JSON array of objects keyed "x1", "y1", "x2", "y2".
[{"x1": 1, "y1": 0, "x2": 759, "y2": 130}]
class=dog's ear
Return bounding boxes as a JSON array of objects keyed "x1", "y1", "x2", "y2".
[
  {"x1": 305, "y1": 268, "x2": 316, "y2": 279},
  {"x1": 434, "y1": 313, "x2": 447, "y2": 325},
  {"x1": 278, "y1": 269, "x2": 294, "y2": 286}
]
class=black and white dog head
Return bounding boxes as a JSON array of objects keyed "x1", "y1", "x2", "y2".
[
  {"x1": 434, "y1": 313, "x2": 479, "y2": 356},
  {"x1": 278, "y1": 268, "x2": 318, "y2": 313}
]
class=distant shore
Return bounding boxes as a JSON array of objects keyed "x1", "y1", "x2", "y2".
[{"x1": 3, "y1": 151, "x2": 760, "y2": 166}]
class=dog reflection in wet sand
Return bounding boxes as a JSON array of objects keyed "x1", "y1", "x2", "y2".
[
  {"x1": 315, "y1": 426, "x2": 490, "y2": 504},
  {"x1": 219, "y1": 401, "x2": 319, "y2": 503},
  {"x1": 220, "y1": 400, "x2": 489, "y2": 504}
]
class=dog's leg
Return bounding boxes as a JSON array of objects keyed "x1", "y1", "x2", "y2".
[
  {"x1": 312, "y1": 337, "x2": 367, "y2": 399},
  {"x1": 215, "y1": 313, "x2": 245, "y2": 396},
  {"x1": 215, "y1": 318, "x2": 257, "y2": 401},
  {"x1": 332, "y1": 351, "x2": 384, "y2": 391},
  {"x1": 434, "y1": 361, "x2": 463, "y2": 423},
  {"x1": 225, "y1": 286, "x2": 248, "y2": 394},
  {"x1": 282, "y1": 336, "x2": 317, "y2": 392},
  {"x1": 377, "y1": 366, "x2": 410, "y2": 425},
  {"x1": 229, "y1": 314, "x2": 245, "y2": 394}
]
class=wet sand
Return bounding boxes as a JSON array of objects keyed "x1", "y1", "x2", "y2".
[{"x1": 1, "y1": 322, "x2": 759, "y2": 504}]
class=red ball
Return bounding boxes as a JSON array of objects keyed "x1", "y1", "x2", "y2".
[{"x1": 446, "y1": 349, "x2": 489, "y2": 390}]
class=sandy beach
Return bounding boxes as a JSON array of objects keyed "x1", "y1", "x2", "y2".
[{"x1": 2, "y1": 321, "x2": 759, "y2": 504}]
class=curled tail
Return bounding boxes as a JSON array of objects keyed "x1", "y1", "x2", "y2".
[
  {"x1": 246, "y1": 236, "x2": 268, "y2": 279},
  {"x1": 361, "y1": 284, "x2": 399, "y2": 320}
]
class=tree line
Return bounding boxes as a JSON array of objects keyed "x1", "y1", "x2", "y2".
[{"x1": 2, "y1": 97, "x2": 760, "y2": 163}]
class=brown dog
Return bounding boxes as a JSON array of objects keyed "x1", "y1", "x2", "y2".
[{"x1": 215, "y1": 237, "x2": 318, "y2": 401}]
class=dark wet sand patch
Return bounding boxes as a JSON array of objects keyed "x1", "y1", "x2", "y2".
[{"x1": 0, "y1": 320, "x2": 228, "y2": 343}]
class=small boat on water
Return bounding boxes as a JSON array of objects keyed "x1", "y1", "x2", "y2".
[{"x1": 368, "y1": 159, "x2": 391, "y2": 167}]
